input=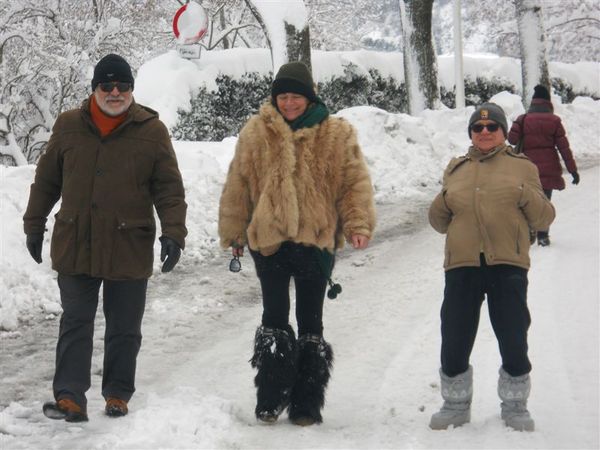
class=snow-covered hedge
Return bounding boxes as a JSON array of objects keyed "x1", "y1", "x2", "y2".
[{"x1": 170, "y1": 66, "x2": 586, "y2": 141}]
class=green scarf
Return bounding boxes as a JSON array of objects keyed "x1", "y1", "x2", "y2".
[{"x1": 286, "y1": 98, "x2": 329, "y2": 130}]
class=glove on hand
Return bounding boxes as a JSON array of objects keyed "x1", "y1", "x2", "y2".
[
  {"x1": 26, "y1": 233, "x2": 44, "y2": 264},
  {"x1": 571, "y1": 172, "x2": 580, "y2": 185},
  {"x1": 160, "y1": 236, "x2": 181, "y2": 273}
]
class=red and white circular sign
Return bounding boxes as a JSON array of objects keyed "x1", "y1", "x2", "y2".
[{"x1": 172, "y1": 2, "x2": 209, "y2": 44}]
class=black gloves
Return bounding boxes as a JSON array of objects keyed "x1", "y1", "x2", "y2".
[
  {"x1": 571, "y1": 172, "x2": 580, "y2": 185},
  {"x1": 159, "y1": 236, "x2": 181, "y2": 273},
  {"x1": 26, "y1": 233, "x2": 44, "y2": 264}
]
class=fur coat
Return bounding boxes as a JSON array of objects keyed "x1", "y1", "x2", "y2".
[{"x1": 218, "y1": 102, "x2": 376, "y2": 256}]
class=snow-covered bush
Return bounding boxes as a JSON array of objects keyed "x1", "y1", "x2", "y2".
[
  {"x1": 319, "y1": 65, "x2": 407, "y2": 113},
  {"x1": 174, "y1": 69, "x2": 590, "y2": 141},
  {"x1": 172, "y1": 73, "x2": 272, "y2": 141}
]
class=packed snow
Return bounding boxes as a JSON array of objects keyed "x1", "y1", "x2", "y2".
[{"x1": 0, "y1": 50, "x2": 598, "y2": 449}]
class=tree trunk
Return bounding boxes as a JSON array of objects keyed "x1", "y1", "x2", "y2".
[
  {"x1": 284, "y1": 22, "x2": 312, "y2": 71},
  {"x1": 219, "y1": 8, "x2": 230, "y2": 49},
  {"x1": 398, "y1": 0, "x2": 440, "y2": 114},
  {"x1": 514, "y1": 0, "x2": 551, "y2": 108},
  {"x1": 453, "y1": 0, "x2": 465, "y2": 108},
  {"x1": 244, "y1": 0, "x2": 311, "y2": 73}
]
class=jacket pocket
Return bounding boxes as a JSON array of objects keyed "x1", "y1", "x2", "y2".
[
  {"x1": 111, "y1": 216, "x2": 156, "y2": 278},
  {"x1": 50, "y1": 210, "x2": 78, "y2": 272}
]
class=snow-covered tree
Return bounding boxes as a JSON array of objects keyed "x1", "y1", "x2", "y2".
[
  {"x1": 0, "y1": 0, "x2": 178, "y2": 165},
  {"x1": 306, "y1": 0, "x2": 400, "y2": 51},
  {"x1": 433, "y1": 0, "x2": 599, "y2": 64},
  {"x1": 244, "y1": 0, "x2": 311, "y2": 72},
  {"x1": 453, "y1": 0, "x2": 465, "y2": 108},
  {"x1": 398, "y1": 0, "x2": 440, "y2": 114},
  {"x1": 199, "y1": 0, "x2": 264, "y2": 50},
  {"x1": 514, "y1": 0, "x2": 551, "y2": 106}
]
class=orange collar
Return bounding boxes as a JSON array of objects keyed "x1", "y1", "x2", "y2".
[{"x1": 89, "y1": 95, "x2": 128, "y2": 137}]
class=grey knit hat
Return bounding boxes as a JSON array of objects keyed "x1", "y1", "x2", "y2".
[
  {"x1": 271, "y1": 61, "x2": 317, "y2": 102},
  {"x1": 468, "y1": 102, "x2": 508, "y2": 137}
]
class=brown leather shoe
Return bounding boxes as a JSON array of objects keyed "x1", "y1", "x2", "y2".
[
  {"x1": 43, "y1": 398, "x2": 88, "y2": 422},
  {"x1": 105, "y1": 397, "x2": 128, "y2": 417}
]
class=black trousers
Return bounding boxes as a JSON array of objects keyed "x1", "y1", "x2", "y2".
[
  {"x1": 54, "y1": 274, "x2": 147, "y2": 407},
  {"x1": 440, "y1": 256, "x2": 532, "y2": 377},
  {"x1": 537, "y1": 189, "x2": 553, "y2": 237},
  {"x1": 250, "y1": 242, "x2": 328, "y2": 336}
]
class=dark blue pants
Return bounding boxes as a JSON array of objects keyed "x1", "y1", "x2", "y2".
[
  {"x1": 440, "y1": 256, "x2": 532, "y2": 377},
  {"x1": 54, "y1": 274, "x2": 147, "y2": 408},
  {"x1": 251, "y1": 242, "x2": 328, "y2": 336}
]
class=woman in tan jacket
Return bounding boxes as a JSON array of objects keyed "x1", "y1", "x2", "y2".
[
  {"x1": 428, "y1": 103, "x2": 555, "y2": 432},
  {"x1": 218, "y1": 62, "x2": 375, "y2": 426}
]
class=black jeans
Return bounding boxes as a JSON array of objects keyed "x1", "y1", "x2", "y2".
[
  {"x1": 440, "y1": 256, "x2": 532, "y2": 377},
  {"x1": 250, "y1": 242, "x2": 328, "y2": 336},
  {"x1": 537, "y1": 189, "x2": 553, "y2": 238},
  {"x1": 54, "y1": 274, "x2": 147, "y2": 407}
]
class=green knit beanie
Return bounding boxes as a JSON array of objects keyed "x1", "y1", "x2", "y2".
[{"x1": 271, "y1": 61, "x2": 317, "y2": 102}]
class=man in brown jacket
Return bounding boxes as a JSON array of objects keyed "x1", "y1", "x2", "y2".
[
  {"x1": 23, "y1": 54, "x2": 187, "y2": 422},
  {"x1": 428, "y1": 103, "x2": 554, "y2": 432}
]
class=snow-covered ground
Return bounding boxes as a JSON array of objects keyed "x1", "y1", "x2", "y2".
[
  {"x1": 1, "y1": 162, "x2": 598, "y2": 449},
  {"x1": 1, "y1": 51, "x2": 599, "y2": 449}
]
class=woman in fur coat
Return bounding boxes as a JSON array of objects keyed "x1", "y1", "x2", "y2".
[{"x1": 218, "y1": 61, "x2": 376, "y2": 426}]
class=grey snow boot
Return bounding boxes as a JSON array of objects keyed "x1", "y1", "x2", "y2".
[
  {"x1": 250, "y1": 325, "x2": 298, "y2": 423},
  {"x1": 498, "y1": 367, "x2": 535, "y2": 431},
  {"x1": 429, "y1": 366, "x2": 473, "y2": 430}
]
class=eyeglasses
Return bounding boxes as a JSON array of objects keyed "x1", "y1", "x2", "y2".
[
  {"x1": 471, "y1": 123, "x2": 500, "y2": 133},
  {"x1": 99, "y1": 82, "x2": 132, "y2": 93}
]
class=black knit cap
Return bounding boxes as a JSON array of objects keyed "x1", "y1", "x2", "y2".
[
  {"x1": 91, "y1": 54, "x2": 134, "y2": 91},
  {"x1": 468, "y1": 102, "x2": 508, "y2": 138},
  {"x1": 271, "y1": 61, "x2": 317, "y2": 102},
  {"x1": 532, "y1": 84, "x2": 551, "y2": 100}
]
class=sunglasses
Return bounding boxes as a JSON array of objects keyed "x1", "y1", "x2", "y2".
[
  {"x1": 471, "y1": 123, "x2": 500, "y2": 133},
  {"x1": 99, "y1": 82, "x2": 132, "y2": 93},
  {"x1": 229, "y1": 255, "x2": 241, "y2": 273}
]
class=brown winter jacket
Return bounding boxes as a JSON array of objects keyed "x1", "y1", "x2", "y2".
[
  {"x1": 508, "y1": 98, "x2": 577, "y2": 190},
  {"x1": 23, "y1": 97, "x2": 187, "y2": 280},
  {"x1": 429, "y1": 144, "x2": 555, "y2": 270},
  {"x1": 218, "y1": 102, "x2": 376, "y2": 256}
]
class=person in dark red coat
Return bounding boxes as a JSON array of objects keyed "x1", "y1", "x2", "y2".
[{"x1": 508, "y1": 85, "x2": 579, "y2": 246}]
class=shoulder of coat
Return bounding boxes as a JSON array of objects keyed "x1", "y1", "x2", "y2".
[
  {"x1": 54, "y1": 107, "x2": 86, "y2": 132},
  {"x1": 446, "y1": 155, "x2": 469, "y2": 173},
  {"x1": 131, "y1": 103, "x2": 159, "y2": 123},
  {"x1": 63, "y1": 105, "x2": 86, "y2": 122},
  {"x1": 505, "y1": 146, "x2": 532, "y2": 160},
  {"x1": 327, "y1": 115, "x2": 354, "y2": 131},
  {"x1": 258, "y1": 102, "x2": 279, "y2": 122},
  {"x1": 240, "y1": 110, "x2": 269, "y2": 137},
  {"x1": 318, "y1": 116, "x2": 357, "y2": 145}
]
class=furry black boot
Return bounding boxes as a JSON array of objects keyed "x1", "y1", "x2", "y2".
[
  {"x1": 250, "y1": 325, "x2": 297, "y2": 422},
  {"x1": 288, "y1": 334, "x2": 334, "y2": 426}
]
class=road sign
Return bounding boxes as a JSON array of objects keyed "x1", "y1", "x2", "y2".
[{"x1": 172, "y1": 2, "x2": 209, "y2": 45}]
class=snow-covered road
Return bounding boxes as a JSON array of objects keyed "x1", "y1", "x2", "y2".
[{"x1": 1, "y1": 167, "x2": 598, "y2": 450}]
